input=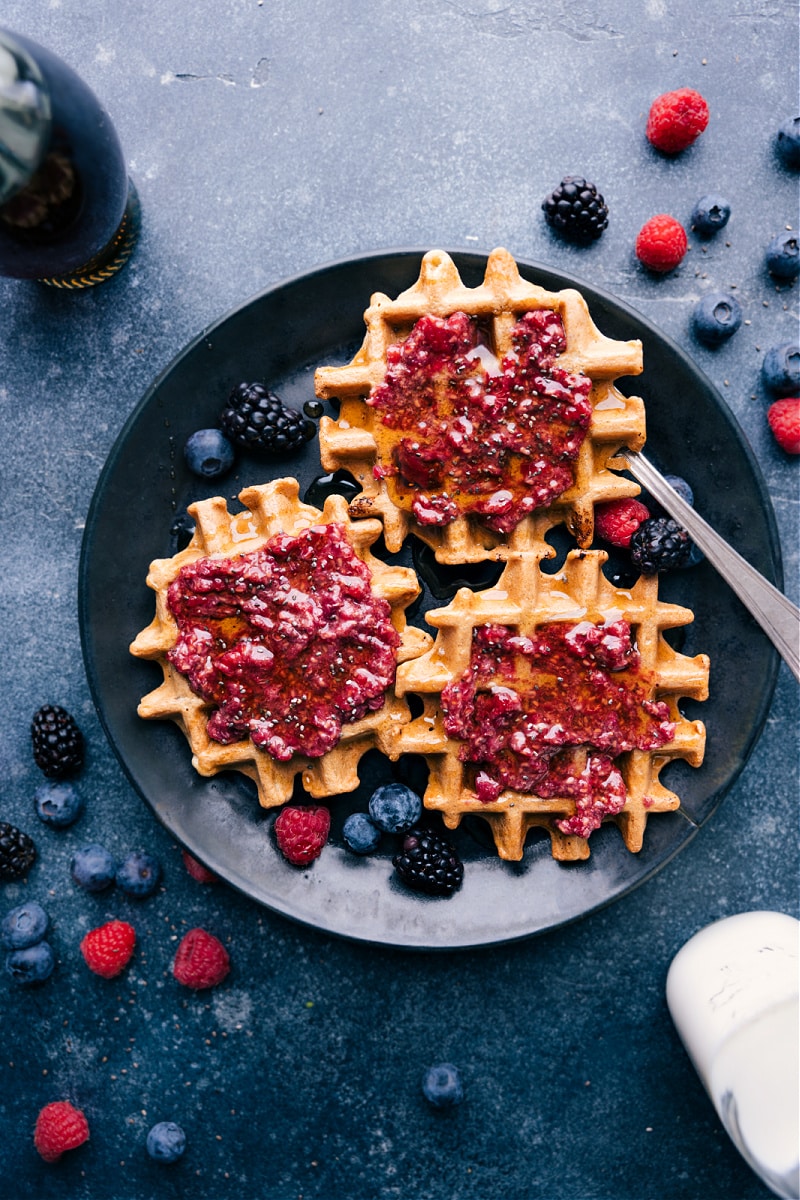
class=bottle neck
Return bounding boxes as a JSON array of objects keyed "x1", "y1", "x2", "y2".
[{"x1": 0, "y1": 29, "x2": 52, "y2": 205}]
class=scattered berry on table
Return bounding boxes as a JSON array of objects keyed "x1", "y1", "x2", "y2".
[
  {"x1": 1, "y1": 901, "x2": 49, "y2": 950},
  {"x1": 422, "y1": 1063, "x2": 465, "y2": 1109},
  {"x1": 690, "y1": 194, "x2": 731, "y2": 236},
  {"x1": 172, "y1": 927, "x2": 230, "y2": 990},
  {"x1": 541, "y1": 176, "x2": 609, "y2": 242},
  {"x1": 116, "y1": 850, "x2": 161, "y2": 898},
  {"x1": 80, "y1": 919, "x2": 136, "y2": 978},
  {"x1": 71, "y1": 845, "x2": 117, "y2": 892},
  {"x1": 34, "y1": 1100, "x2": 89, "y2": 1162},
  {"x1": 635, "y1": 215, "x2": 688, "y2": 273},
  {"x1": 146, "y1": 1120, "x2": 186, "y2": 1163},
  {"x1": 646, "y1": 87, "x2": 709, "y2": 153},
  {"x1": 31, "y1": 704, "x2": 84, "y2": 779},
  {"x1": 182, "y1": 848, "x2": 220, "y2": 884},
  {"x1": 767, "y1": 398, "x2": 800, "y2": 455},
  {"x1": 776, "y1": 117, "x2": 800, "y2": 168},
  {"x1": 393, "y1": 828, "x2": 464, "y2": 897},
  {"x1": 630, "y1": 517, "x2": 692, "y2": 573},
  {"x1": 765, "y1": 231, "x2": 800, "y2": 280},
  {"x1": 761, "y1": 343, "x2": 800, "y2": 395},
  {"x1": 0, "y1": 823, "x2": 37, "y2": 880},
  {"x1": 594, "y1": 498, "x2": 650, "y2": 548},
  {"x1": 183, "y1": 428, "x2": 236, "y2": 478},
  {"x1": 342, "y1": 812, "x2": 382, "y2": 855},
  {"x1": 691, "y1": 293, "x2": 743, "y2": 345},
  {"x1": 274, "y1": 805, "x2": 331, "y2": 866},
  {"x1": 5, "y1": 941, "x2": 54, "y2": 985},
  {"x1": 33, "y1": 780, "x2": 84, "y2": 828},
  {"x1": 368, "y1": 783, "x2": 423, "y2": 834},
  {"x1": 219, "y1": 382, "x2": 313, "y2": 454}
]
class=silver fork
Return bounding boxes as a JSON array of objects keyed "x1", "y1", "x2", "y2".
[{"x1": 616, "y1": 449, "x2": 800, "y2": 682}]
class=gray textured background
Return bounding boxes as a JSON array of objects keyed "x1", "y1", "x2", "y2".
[{"x1": 0, "y1": 2, "x2": 798, "y2": 1198}]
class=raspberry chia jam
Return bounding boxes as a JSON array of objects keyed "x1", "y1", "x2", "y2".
[
  {"x1": 367, "y1": 309, "x2": 592, "y2": 533},
  {"x1": 166, "y1": 523, "x2": 400, "y2": 761},
  {"x1": 441, "y1": 619, "x2": 675, "y2": 838}
]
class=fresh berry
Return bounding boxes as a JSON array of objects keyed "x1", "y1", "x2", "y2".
[
  {"x1": 691, "y1": 293, "x2": 743, "y2": 345},
  {"x1": 146, "y1": 1120, "x2": 186, "y2": 1163},
  {"x1": 767, "y1": 398, "x2": 800, "y2": 454},
  {"x1": 1, "y1": 901, "x2": 49, "y2": 950},
  {"x1": 646, "y1": 87, "x2": 709, "y2": 153},
  {"x1": 31, "y1": 704, "x2": 84, "y2": 779},
  {"x1": 422, "y1": 1063, "x2": 464, "y2": 1109},
  {"x1": 5, "y1": 941, "x2": 54, "y2": 985},
  {"x1": 274, "y1": 805, "x2": 331, "y2": 866},
  {"x1": 71, "y1": 845, "x2": 117, "y2": 892},
  {"x1": 765, "y1": 231, "x2": 800, "y2": 280},
  {"x1": 183, "y1": 428, "x2": 236, "y2": 478},
  {"x1": 761, "y1": 343, "x2": 800, "y2": 395},
  {"x1": 630, "y1": 517, "x2": 692, "y2": 573},
  {"x1": 219, "y1": 382, "x2": 313, "y2": 454},
  {"x1": 776, "y1": 117, "x2": 800, "y2": 168},
  {"x1": 0, "y1": 822, "x2": 37, "y2": 880},
  {"x1": 393, "y1": 828, "x2": 464, "y2": 897},
  {"x1": 116, "y1": 850, "x2": 161, "y2": 898},
  {"x1": 541, "y1": 176, "x2": 609, "y2": 242},
  {"x1": 34, "y1": 1100, "x2": 89, "y2": 1162},
  {"x1": 172, "y1": 927, "x2": 230, "y2": 989},
  {"x1": 690, "y1": 194, "x2": 731, "y2": 236},
  {"x1": 635, "y1": 215, "x2": 688, "y2": 273},
  {"x1": 594, "y1": 498, "x2": 650, "y2": 548},
  {"x1": 342, "y1": 812, "x2": 382, "y2": 855},
  {"x1": 182, "y1": 849, "x2": 220, "y2": 884},
  {"x1": 33, "y1": 780, "x2": 84, "y2": 828},
  {"x1": 80, "y1": 919, "x2": 136, "y2": 978},
  {"x1": 368, "y1": 783, "x2": 423, "y2": 834},
  {"x1": 662, "y1": 474, "x2": 694, "y2": 507}
]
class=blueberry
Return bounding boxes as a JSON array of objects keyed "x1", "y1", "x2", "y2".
[
  {"x1": 761, "y1": 343, "x2": 800, "y2": 395},
  {"x1": 5, "y1": 941, "x2": 54, "y2": 986},
  {"x1": 690, "y1": 195, "x2": 731, "y2": 236},
  {"x1": 691, "y1": 293, "x2": 743, "y2": 345},
  {"x1": 368, "y1": 784, "x2": 423, "y2": 834},
  {"x1": 183, "y1": 429, "x2": 235, "y2": 479},
  {"x1": 776, "y1": 117, "x2": 800, "y2": 168},
  {"x1": 71, "y1": 845, "x2": 117, "y2": 892},
  {"x1": 1, "y1": 901, "x2": 49, "y2": 950},
  {"x1": 146, "y1": 1120, "x2": 186, "y2": 1163},
  {"x1": 33, "y1": 780, "x2": 83, "y2": 828},
  {"x1": 342, "y1": 812, "x2": 381, "y2": 855},
  {"x1": 116, "y1": 851, "x2": 161, "y2": 898},
  {"x1": 662, "y1": 474, "x2": 694, "y2": 507},
  {"x1": 422, "y1": 1063, "x2": 464, "y2": 1109},
  {"x1": 766, "y1": 231, "x2": 800, "y2": 280}
]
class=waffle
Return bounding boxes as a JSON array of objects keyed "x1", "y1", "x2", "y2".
[
  {"x1": 315, "y1": 248, "x2": 646, "y2": 563},
  {"x1": 130, "y1": 478, "x2": 431, "y2": 809},
  {"x1": 395, "y1": 547, "x2": 709, "y2": 861}
]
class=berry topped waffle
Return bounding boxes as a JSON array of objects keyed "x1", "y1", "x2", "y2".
[
  {"x1": 130, "y1": 478, "x2": 431, "y2": 809},
  {"x1": 315, "y1": 248, "x2": 646, "y2": 563}
]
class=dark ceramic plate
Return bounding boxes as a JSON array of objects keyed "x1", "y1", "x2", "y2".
[{"x1": 79, "y1": 249, "x2": 781, "y2": 950}]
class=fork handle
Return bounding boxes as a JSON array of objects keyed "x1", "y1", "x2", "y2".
[{"x1": 618, "y1": 450, "x2": 800, "y2": 682}]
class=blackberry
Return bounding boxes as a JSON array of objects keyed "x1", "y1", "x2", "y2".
[
  {"x1": 392, "y1": 828, "x2": 464, "y2": 896},
  {"x1": 630, "y1": 517, "x2": 691, "y2": 573},
  {"x1": 31, "y1": 704, "x2": 84, "y2": 778},
  {"x1": 542, "y1": 176, "x2": 609, "y2": 242},
  {"x1": 0, "y1": 823, "x2": 37, "y2": 880},
  {"x1": 220, "y1": 382, "x2": 313, "y2": 454}
]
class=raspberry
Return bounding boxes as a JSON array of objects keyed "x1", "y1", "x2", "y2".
[
  {"x1": 594, "y1": 498, "x2": 650, "y2": 548},
  {"x1": 274, "y1": 805, "x2": 330, "y2": 866},
  {"x1": 34, "y1": 1100, "x2": 89, "y2": 1162},
  {"x1": 635, "y1": 215, "x2": 688, "y2": 273},
  {"x1": 767, "y1": 398, "x2": 800, "y2": 454},
  {"x1": 182, "y1": 848, "x2": 220, "y2": 884},
  {"x1": 172, "y1": 927, "x2": 230, "y2": 989},
  {"x1": 646, "y1": 88, "x2": 709, "y2": 153},
  {"x1": 79, "y1": 919, "x2": 136, "y2": 978}
]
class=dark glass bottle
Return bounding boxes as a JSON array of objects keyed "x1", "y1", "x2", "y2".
[{"x1": 0, "y1": 28, "x2": 139, "y2": 288}]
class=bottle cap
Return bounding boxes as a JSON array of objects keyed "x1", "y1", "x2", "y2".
[{"x1": 0, "y1": 29, "x2": 51, "y2": 205}]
